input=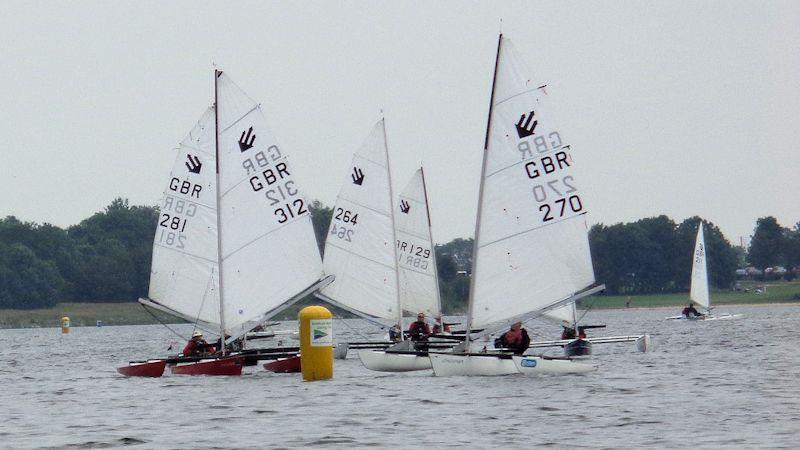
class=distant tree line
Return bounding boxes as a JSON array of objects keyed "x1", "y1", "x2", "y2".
[{"x1": 1, "y1": 198, "x2": 797, "y2": 311}]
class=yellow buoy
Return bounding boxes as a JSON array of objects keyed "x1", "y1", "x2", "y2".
[
  {"x1": 298, "y1": 305, "x2": 333, "y2": 381},
  {"x1": 61, "y1": 316, "x2": 70, "y2": 334}
]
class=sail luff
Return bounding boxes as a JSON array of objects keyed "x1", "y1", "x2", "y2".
[
  {"x1": 382, "y1": 119, "x2": 404, "y2": 338},
  {"x1": 420, "y1": 167, "x2": 443, "y2": 317},
  {"x1": 214, "y1": 69, "x2": 228, "y2": 354},
  {"x1": 465, "y1": 33, "x2": 504, "y2": 343}
]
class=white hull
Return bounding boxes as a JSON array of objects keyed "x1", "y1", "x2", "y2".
[
  {"x1": 358, "y1": 350, "x2": 432, "y2": 372},
  {"x1": 666, "y1": 313, "x2": 743, "y2": 321},
  {"x1": 512, "y1": 356, "x2": 596, "y2": 375},
  {"x1": 429, "y1": 353, "x2": 520, "y2": 377}
]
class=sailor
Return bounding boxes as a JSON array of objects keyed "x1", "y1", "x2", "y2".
[
  {"x1": 408, "y1": 312, "x2": 431, "y2": 341},
  {"x1": 682, "y1": 303, "x2": 702, "y2": 318},
  {"x1": 561, "y1": 321, "x2": 577, "y2": 340},
  {"x1": 432, "y1": 315, "x2": 451, "y2": 334},
  {"x1": 496, "y1": 321, "x2": 531, "y2": 355},
  {"x1": 388, "y1": 324, "x2": 402, "y2": 342},
  {"x1": 182, "y1": 330, "x2": 212, "y2": 356}
]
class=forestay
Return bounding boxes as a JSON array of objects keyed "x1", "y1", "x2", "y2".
[
  {"x1": 318, "y1": 120, "x2": 399, "y2": 320},
  {"x1": 689, "y1": 224, "x2": 710, "y2": 309},
  {"x1": 470, "y1": 37, "x2": 595, "y2": 329},
  {"x1": 215, "y1": 73, "x2": 324, "y2": 339},
  {"x1": 395, "y1": 168, "x2": 441, "y2": 317},
  {"x1": 146, "y1": 108, "x2": 221, "y2": 329}
]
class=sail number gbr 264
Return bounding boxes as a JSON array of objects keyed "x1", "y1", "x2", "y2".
[
  {"x1": 521, "y1": 144, "x2": 584, "y2": 223},
  {"x1": 329, "y1": 208, "x2": 358, "y2": 242}
]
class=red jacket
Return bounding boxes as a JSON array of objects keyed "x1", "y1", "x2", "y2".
[{"x1": 408, "y1": 321, "x2": 431, "y2": 340}]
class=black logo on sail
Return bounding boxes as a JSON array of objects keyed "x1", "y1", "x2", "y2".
[
  {"x1": 399, "y1": 200, "x2": 410, "y2": 214},
  {"x1": 351, "y1": 167, "x2": 365, "y2": 185},
  {"x1": 239, "y1": 127, "x2": 256, "y2": 152},
  {"x1": 185, "y1": 154, "x2": 202, "y2": 174},
  {"x1": 515, "y1": 111, "x2": 538, "y2": 138}
]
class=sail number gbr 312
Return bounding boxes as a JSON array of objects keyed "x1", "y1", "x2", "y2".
[
  {"x1": 243, "y1": 148, "x2": 308, "y2": 224},
  {"x1": 522, "y1": 148, "x2": 583, "y2": 222}
]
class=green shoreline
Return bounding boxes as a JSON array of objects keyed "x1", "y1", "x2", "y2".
[{"x1": 2, "y1": 281, "x2": 798, "y2": 330}]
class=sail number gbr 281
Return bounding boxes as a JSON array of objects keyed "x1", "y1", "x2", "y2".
[{"x1": 522, "y1": 148, "x2": 583, "y2": 223}]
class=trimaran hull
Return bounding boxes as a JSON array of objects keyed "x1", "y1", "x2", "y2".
[
  {"x1": 429, "y1": 352, "x2": 595, "y2": 377},
  {"x1": 358, "y1": 350, "x2": 432, "y2": 372},
  {"x1": 170, "y1": 356, "x2": 243, "y2": 376},
  {"x1": 665, "y1": 313, "x2": 743, "y2": 321}
]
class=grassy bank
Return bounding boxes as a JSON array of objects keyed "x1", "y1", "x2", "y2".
[
  {"x1": 0, "y1": 302, "x2": 181, "y2": 329},
  {"x1": 585, "y1": 281, "x2": 800, "y2": 309},
  {"x1": 2, "y1": 281, "x2": 799, "y2": 329}
]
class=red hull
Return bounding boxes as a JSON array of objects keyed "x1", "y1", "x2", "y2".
[
  {"x1": 170, "y1": 356, "x2": 243, "y2": 376},
  {"x1": 117, "y1": 360, "x2": 167, "y2": 377},
  {"x1": 263, "y1": 355, "x2": 301, "y2": 373}
]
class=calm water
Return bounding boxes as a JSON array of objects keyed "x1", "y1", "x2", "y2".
[{"x1": 1, "y1": 305, "x2": 798, "y2": 448}]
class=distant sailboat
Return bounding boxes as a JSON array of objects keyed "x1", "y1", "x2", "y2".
[
  {"x1": 428, "y1": 34, "x2": 601, "y2": 377},
  {"x1": 118, "y1": 71, "x2": 333, "y2": 377},
  {"x1": 666, "y1": 223, "x2": 742, "y2": 321}
]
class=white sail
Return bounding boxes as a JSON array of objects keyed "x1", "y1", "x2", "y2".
[
  {"x1": 396, "y1": 168, "x2": 441, "y2": 317},
  {"x1": 146, "y1": 108, "x2": 221, "y2": 329},
  {"x1": 689, "y1": 224, "x2": 710, "y2": 309},
  {"x1": 541, "y1": 302, "x2": 577, "y2": 326},
  {"x1": 318, "y1": 120, "x2": 399, "y2": 320},
  {"x1": 469, "y1": 37, "x2": 595, "y2": 329},
  {"x1": 215, "y1": 72, "x2": 324, "y2": 339}
]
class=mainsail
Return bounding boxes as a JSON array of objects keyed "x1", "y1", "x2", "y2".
[
  {"x1": 689, "y1": 224, "x2": 710, "y2": 309},
  {"x1": 467, "y1": 36, "x2": 596, "y2": 331},
  {"x1": 395, "y1": 168, "x2": 441, "y2": 317},
  {"x1": 542, "y1": 302, "x2": 578, "y2": 327},
  {"x1": 143, "y1": 72, "x2": 325, "y2": 340},
  {"x1": 146, "y1": 108, "x2": 221, "y2": 330},
  {"x1": 317, "y1": 120, "x2": 400, "y2": 321}
]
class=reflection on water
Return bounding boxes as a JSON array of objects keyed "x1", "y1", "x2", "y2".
[{"x1": 1, "y1": 305, "x2": 798, "y2": 448}]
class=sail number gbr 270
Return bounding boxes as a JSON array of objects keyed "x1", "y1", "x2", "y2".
[
  {"x1": 522, "y1": 149, "x2": 584, "y2": 222},
  {"x1": 329, "y1": 208, "x2": 358, "y2": 242}
]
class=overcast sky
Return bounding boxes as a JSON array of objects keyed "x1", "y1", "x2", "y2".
[{"x1": 1, "y1": 1, "x2": 798, "y2": 245}]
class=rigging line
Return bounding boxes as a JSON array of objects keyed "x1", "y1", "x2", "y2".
[
  {"x1": 140, "y1": 303, "x2": 190, "y2": 342},
  {"x1": 193, "y1": 271, "x2": 216, "y2": 335},
  {"x1": 336, "y1": 315, "x2": 371, "y2": 340}
]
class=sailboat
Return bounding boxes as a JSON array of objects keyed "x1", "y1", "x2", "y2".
[
  {"x1": 540, "y1": 302, "x2": 593, "y2": 356},
  {"x1": 666, "y1": 223, "x2": 742, "y2": 321},
  {"x1": 118, "y1": 71, "x2": 332, "y2": 377},
  {"x1": 428, "y1": 35, "x2": 601, "y2": 377},
  {"x1": 358, "y1": 167, "x2": 447, "y2": 371}
]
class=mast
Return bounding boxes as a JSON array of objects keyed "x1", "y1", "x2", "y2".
[
  {"x1": 464, "y1": 34, "x2": 503, "y2": 345},
  {"x1": 382, "y1": 118, "x2": 404, "y2": 340},
  {"x1": 420, "y1": 167, "x2": 443, "y2": 318},
  {"x1": 214, "y1": 69, "x2": 228, "y2": 355}
]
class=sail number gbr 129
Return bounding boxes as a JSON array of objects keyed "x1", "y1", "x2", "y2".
[{"x1": 522, "y1": 148, "x2": 584, "y2": 223}]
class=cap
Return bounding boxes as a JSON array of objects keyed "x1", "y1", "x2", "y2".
[{"x1": 191, "y1": 330, "x2": 203, "y2": 338}]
